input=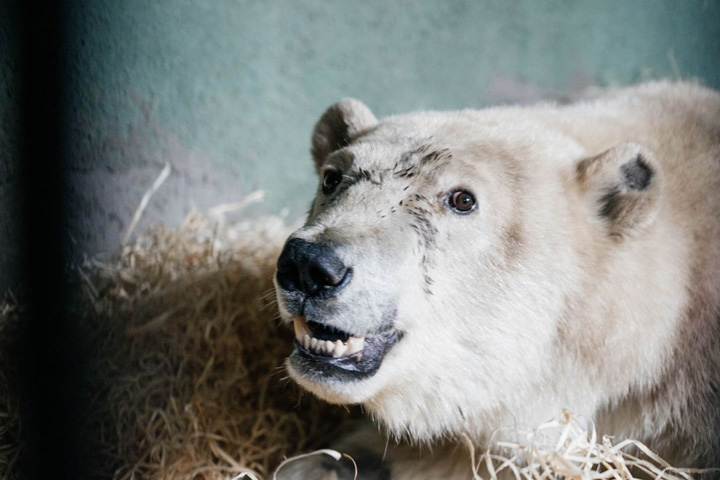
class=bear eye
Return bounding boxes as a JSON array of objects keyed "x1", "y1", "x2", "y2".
[
  {"x1": 322, "y1": 169, "x2": 342, "y2": 195},
  {"x1": 447, "y1": 190, "x2": 476, "y2": 214}
]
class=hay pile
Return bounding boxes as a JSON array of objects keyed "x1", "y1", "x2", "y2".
[
  {"x1": 0, "y1": 211, "x2": 361, "y2": 479},
  {"x1": 0, "y1": 207, "x2": 710, "y2": 479},
  {"x1": 77, "y1": 212, "x2": 364, "y2": 479},
  {"x1": 463, "y1": 411, "x2": 709, "y2": 480}
]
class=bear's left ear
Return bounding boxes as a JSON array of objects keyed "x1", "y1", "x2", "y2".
[
  {"x1": 311, "y1": 99, "x2": 378, "y2": 173},
  {"x1": 576, "y1": 142, "x2": 663, "y2": 240}
]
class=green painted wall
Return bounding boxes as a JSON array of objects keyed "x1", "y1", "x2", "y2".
[{"x1": 2, "y1": 0, "x2": 720, "y2": 289}]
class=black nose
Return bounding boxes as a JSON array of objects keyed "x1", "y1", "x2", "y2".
[{"x1": 276, "y1": 238, "x2": 352, "y2": 298}]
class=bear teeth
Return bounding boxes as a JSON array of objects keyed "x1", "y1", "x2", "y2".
[{"x1": 293, "y1": 317, "x2": 364, "y2": 358}]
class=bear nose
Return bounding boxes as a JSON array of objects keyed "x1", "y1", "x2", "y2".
[{"x1": 276, "y1": 238, "x2": 352, "y2": 298}]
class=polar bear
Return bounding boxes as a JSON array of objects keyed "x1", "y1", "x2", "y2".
[{"x1": 273, "y1": 81, "x2": 720, "y2": 479}]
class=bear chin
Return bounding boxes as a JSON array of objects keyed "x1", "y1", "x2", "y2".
[{"x1": 286, "y1": 355, "x2": 391, "y2": 405}]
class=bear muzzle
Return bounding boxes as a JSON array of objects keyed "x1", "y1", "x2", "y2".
[{"x1": 275, "y1": 238, "x2": 353, "y2": 300}]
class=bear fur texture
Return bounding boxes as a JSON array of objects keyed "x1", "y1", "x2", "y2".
[{"x1": 274, "y1": 82, "x2": 720, "y2": 479}]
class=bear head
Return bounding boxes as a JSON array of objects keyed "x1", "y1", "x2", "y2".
[{"x1": 274, "y1": 98, "x2": 664, "y2": 441}]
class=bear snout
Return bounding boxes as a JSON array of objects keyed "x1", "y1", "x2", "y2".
[{"x1": 276, "y1": 238, "x2": 353, "y2": 300}]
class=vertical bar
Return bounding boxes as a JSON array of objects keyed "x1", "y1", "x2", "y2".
[{"x1": 15, "y1": 1, "x2": 86, "y2": 478}]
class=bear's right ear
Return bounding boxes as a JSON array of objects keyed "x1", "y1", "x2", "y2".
[
  {"x1": 311, "y1": 99, "x2": 378, "y2": 172},
  {"x1": 576, "y1": 142, "x2": 663, "y2": 240}
]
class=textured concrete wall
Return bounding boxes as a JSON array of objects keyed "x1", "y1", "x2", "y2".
[{"x1": 2, "y1": 0, "x2": 720, "y2": 291}]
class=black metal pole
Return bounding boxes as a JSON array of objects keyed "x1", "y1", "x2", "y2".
[{"x1": 15, "y1": 1, "x2": 86, "y2": 477}]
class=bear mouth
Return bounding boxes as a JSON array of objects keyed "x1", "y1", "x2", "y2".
[{"x1": 289, "y1": 316, "x2": 401, "y2": 381}]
